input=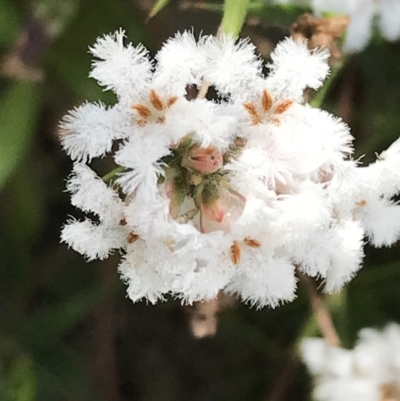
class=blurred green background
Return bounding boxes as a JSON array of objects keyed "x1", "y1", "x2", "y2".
[{"x1": 1, "y1": 1, "x2": 400, "y2": 400}]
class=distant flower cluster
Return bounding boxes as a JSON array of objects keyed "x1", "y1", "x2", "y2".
[
  {"x1": 274, "y1": 0, "x2": 400, "y2": 52},
  {"x1": 61, "y1": 30, "x2": 400, "y2": 307},
  {"x1": 312, "y1": 0, "x2": 400, "y2": 51},
  {"x1": 302, "y1": 324, "x2": 400, "y2": 401}
]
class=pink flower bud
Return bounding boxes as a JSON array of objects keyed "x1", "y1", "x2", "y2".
[
  {"x1": 201, "y1": 197, "x2": 226, "y2": 223},
  {"x1": 182, "y1": 145, "x2": 223, "y2": 174},
  {"x1": 198, "y1": 186, "x2": 246, "y2": 233}
]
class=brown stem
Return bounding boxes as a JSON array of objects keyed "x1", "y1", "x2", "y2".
[{"x1": 298, "y1": 273, "x2": 340, "y2": 347}]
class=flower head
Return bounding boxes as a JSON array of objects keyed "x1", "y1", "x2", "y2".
[
  {"x1": 302, "y1": 324, "x2": 400, "y2": 401},
  {"x1": 61, "y1": 30, "x2": 400, "y2": 307}
]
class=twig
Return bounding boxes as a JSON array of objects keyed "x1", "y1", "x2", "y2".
[{"x1": 298, "y1": 273, "x2": 340, "y2": 347}]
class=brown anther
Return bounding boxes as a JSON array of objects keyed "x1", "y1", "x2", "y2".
[
  {"x1": 127, "y1": 232, "x2": 139, "y2": 243},
  {"x1": 132, "y1": 104, "x2": 151, "y2": 119},
  {"x1": 156, "y1": 116, "x2": 166, "y2": 124},
  {"x1": 380, "y1": 383, "x2": 400, "y2": 401},
  {"x1": 137, "y1": 119, "x2": 147, "y2": 127},
  {"x1": 244, "y1": 237, "x2": 261, "y2": 248},
  {"x1": 275, "y1": 99, "x2": 293, "y2": 114},
  {"x1": 120, "y1": 218, "x2": 127, "y2": 226},
  {"x1": 149, "y1": 89, "x2": 164, "y2": 111},
  {"x1": 357, "y1": 199, "x2": 367, "y2": 207},
  {"x1": 243, "y1": 103, "x2": 261, "y2": 125},
  {"x1": 261, "y1": 90, "x2": 273, "y2": 111},
  {"x1": 167, "y1": 96, "x2": 178, "y2": 107},
  {"x1": 230, "y1": 241, "x2": 241, "y2": 265}
]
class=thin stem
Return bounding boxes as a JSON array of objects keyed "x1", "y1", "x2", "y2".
[
  {"x1": 298, "y1": 272, "x2": 341, "y2": 347},
  {"x1": 197, "y1": 79, "x2": 211, "y2": 99},
  {"x1": 101, "y1": 166, "x2": 125, "y2": 183}
]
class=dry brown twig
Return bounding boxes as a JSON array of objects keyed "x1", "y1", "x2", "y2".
[
  {"x1": 291, "y1": 13, "x2": 350, "y2": 60},
  {"x1": 298, "y1": 272, "x2": 340, "y2": 347}
]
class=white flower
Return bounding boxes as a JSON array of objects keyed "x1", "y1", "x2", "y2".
[
  {"x1": 61, "y1": 30, "x2": 400, "y2": 307},
  {"x1": 153, "y1": 31, "x2": 207, "y2": 96},
  {"x1": 59, "y1": 102, "x2": 128, "y2": 162},
  {"x1": 61, "y1": 164, "x2": 127, "y2": 260},
  {"x1": 89, "y1": 29, "x2": 152, "y2": 100},
  {"x1": 302, "y1": 324, "x2": 400, "y2": 401},
  {"x1": 202, "y1": 34, "x2": 263, "y2": 100},
  {"x1": 266, "y1": 37, "x2": 330, "y2": 101},
  {"x1": 114, "y1": 127, "x2": 171, "y2": 195}
]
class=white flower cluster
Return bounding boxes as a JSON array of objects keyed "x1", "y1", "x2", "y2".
[
  {"x1": 302, "y1": 324, "x2": 400, "y2": 401},
  {"x1": 312, "y1": 0, "x2": 400, "y2": 52},
  {"x1": 61, "y1": 29, "x2": 400, "y2": 307}
]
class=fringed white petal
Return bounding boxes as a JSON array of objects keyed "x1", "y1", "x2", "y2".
[
  {"x1": 61, "y1": 219, "x2": 126, "y2": 261},
  {"x1": 89, "y1": 29, "x2": 152, "y2": 100}
]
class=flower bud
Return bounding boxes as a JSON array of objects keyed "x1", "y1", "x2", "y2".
[
  {"x1": 182, "y1": 145, "x2": 223, "y2": 174},
  {"x1": 197, "y1": 185, "x2": 246, "y2": 233}
]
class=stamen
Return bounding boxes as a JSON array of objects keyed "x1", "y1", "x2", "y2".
[
  {"x1": 156, "y1": 116, "x2": 166, "y2": 124},
  {"x1": 149, "y1": 89, "x2": 164, "y2": 111},
  {"x1": 132, "y1": 104, "x2": 151, "y2": 118},
  {"x1": 230, "y1": 241, "x2": 241, "y2": 265},
  {"x1": 243, "y1": 103, "x2": 261, "y2": 125},
  {"x1": 261, "y1": 90, "x2": 273, "y2": 111},
  {"x1": 275, "y1": 99, "x2": 293, "y2": 114},
  {"x1": 244, "y1": 237, "x2": 261, "y2": 248},
  {"x1": 127, "y1": 232, "x2": 139, "y2": 243},
  {"x1": 356, "y1": 199, "x2": 367, "y2": 207},
  {"x1": 167, "y1": 96, "x2": 178, "y2": 107}
]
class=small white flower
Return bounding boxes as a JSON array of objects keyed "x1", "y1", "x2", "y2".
[
  {"x1": 266, "y1": 37, "x2": 330, "y2": 101},
  {"x1": 89, "y1": 29, "x2": 152, "y2": 101},
  {"x1": 202, "y1": 34, "x2": 263, "y2": 100},
  {"x1": 302, "y1": 324, "x2": 400, "y2": 401},
  {"x1": 115, "y1": 127, "x2": 171, "y2": 195},
  {"x1": 153, "y1": 31, "x2": 207, "y2": 96},
  {"x1": 59, "y1": 102, "x2": 126, "y2": 162}
]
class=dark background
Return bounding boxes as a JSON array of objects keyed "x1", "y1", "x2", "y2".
[{"x1": 1, "y1": 1, "x2": 400, "y2": 400}]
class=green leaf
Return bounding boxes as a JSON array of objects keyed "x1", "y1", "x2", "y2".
[
  {"x1": 0, "y1": 81, "x2": 40, "y2": 189},
  {"x1": 0, "y1": 354, "x2": 37, "y2": 401},
  {"x1": 246, "y1": 2, "x2": 311, "y2": 26},
  {"x1": 0, "y1": 0, "x2": 20, "y2": 45},
  {"x1": 35, "y1": 347, "x2": 99, "y2": 401},
  {"x1": 46, "y1": 0, "x2": 153, "y2": 101},
  {"x1": 148, "y1": 0, "x2": 171, "y2": 19},
  {"x1": 221, "y1": 0, "x2": 251, "y2": 37},
  {"x1": 19, "y1": 284, "x2": 115, "y2": 349}
]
